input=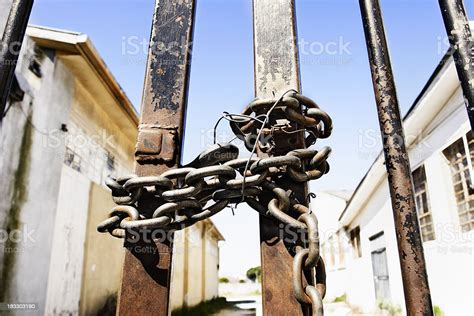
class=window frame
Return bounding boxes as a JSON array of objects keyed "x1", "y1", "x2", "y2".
[
  {"x1": 442, "y1": 132, "x2": 474, "y2": 232},
  {"x1": 350, "y1": 226, "x2": 362, "y2": 259},
  {"x1": 412, "y1": 165, "x2": 436, "y2": 241}
]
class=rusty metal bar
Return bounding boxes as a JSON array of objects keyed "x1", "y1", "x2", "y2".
[
  {"x1": 117, "y1": 0, "x2": 196, "y2": 315},
  {"x1": 253, "y1": 0, "x2": 312, "y2": 315},
  {"x1": 439, "y1": 0, "x2": 474, "y2": 133},
  {"x1": 359, "y1": 0, "x2": 433, "y2": 314},
  {"x1": 0, "y1": 0, "x2": 33, "y2": 122}
]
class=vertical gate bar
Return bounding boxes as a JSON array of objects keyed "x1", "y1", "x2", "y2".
[
  {"x1": 358, "y1": 0, "x2": 433, "y2": 315},
  {"x1": 253, "y1": 1, "x2": 311, "y2": 315},
  {"x1": 0, "y1": 0, "x2": 34, "y2": 123},
  {"x1": 439, "y1": 0, "x2": 474, "y2": 133},
  {"x1": 117, "y1": 0, "x2": 196, "y2": 315}
]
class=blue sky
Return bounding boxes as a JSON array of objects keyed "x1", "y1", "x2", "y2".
[{"x1": 29, "y1": 0, "x2": 474, "y2": 277}]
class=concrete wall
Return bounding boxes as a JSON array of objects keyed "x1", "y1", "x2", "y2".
[
  {"x1": 0, "y1": 0, "x2": 13, "y2": 34},
  {"x1": 80, "y1": 182, "x2": 125, "y2": 316},
  {"x1": 0, "y1": 30, "x2": 135, "y2": 314},
  {"x1": 45, "y1": 166, "x2": 91, "y2": 315},
  {"x1": 170, "y1": 221, "x2": 222, "y2": 312},
  {"x1": 43, "y1": 166, "x2": 127, "y2": 316},
  {"x1": 332, "y1": 84, "x2": 474, "y2": 315},
  {"x1": 0, "y1": 36, "x2": 74, "y2": 314},
  {"x1": 0, "y1": 27, "x2": 223, "y2": 316},
  {"x1": 204, "y1": 236, "x2": 219, "y2": 300}
]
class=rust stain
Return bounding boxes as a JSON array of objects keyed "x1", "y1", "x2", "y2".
[{"x1": 148, "y1": 0, "x2": 194, "y2": 113}]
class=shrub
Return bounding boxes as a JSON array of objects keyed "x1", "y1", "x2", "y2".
[
  {"x1": 246, "y1": 266, "x2": 262, "y2": 282},
  {"x1": 219, "y1": 277, "x2": 229, "y2": 283}
]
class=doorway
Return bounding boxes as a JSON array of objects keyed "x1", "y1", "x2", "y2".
[{"x1": 370, "y1": 232, "x2": 391, "y2": 301}]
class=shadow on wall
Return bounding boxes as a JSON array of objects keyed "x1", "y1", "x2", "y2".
[{"x1": 93, "y1": 293, "x2": 117, "y2": 316}]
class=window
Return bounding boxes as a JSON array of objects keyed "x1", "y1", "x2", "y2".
[
  {"x1": 337, "y1": 232, "x2": 346, "y2": 268},
  {"x1": 443, "y1": 132, "x2": 474, "y2": 232},
  {"x1": 350, "y1": 226, "x2": 362, "y2": 258},
  {"x1": 106, "y1": 151, "x2": 115, "y2": 172},
  {"x1": 412, "y1": 165, "x2": 435, "y2": 241},
  {"x1": 64, "y1": 147, "x2": 81, "y2": 172},
  {"x1": 328, "y1": 236, "x2": 336, "y2": 268}
]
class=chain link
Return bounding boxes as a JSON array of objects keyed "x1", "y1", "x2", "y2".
[{"x1": 98, "y1": 92, "x2": 331, "y2": 315}]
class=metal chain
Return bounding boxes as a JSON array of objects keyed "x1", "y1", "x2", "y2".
[{"x1": 98, "y1": 92, "x2": 331, "y2": 315}]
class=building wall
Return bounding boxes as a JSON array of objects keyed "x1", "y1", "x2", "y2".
[
  {"x1": 204, "y1": 236, "x2": 219, "y2": 301},
  {"x1": 0, "y1": 28, "x2": 224, "y2": 316},
  {"x1": 313, "y1": 192, "x2": 351, "y2": 301},
  {"x1": 170, "y1": 221, "x2": 222, "y2": 312},
  {"x1": 45, "y1": 165, "x2": 91, "y2": 315},
  {"x1": 334, "y1": 84, "x2": 473, "y2": 315},
  {"x1": 0, "y1": 0, "x2": 12, "y2": 33},
  {"x1": 0, "y1": 37, "x2": 75, "y2": 315},
  {"x1": 0, "y1": 31, "x2": 135, "y2": 314},
  {"x1": 407, "y1": 87, "x2": 473, "y2": 316},
  {"x1": 43, "y1": 55, "x2": 137, "y2": 314},
  {"x1": 80, "y1": 182, "x2": 125, "y2": 316}
]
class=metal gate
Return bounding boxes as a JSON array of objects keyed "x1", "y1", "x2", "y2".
[{"x1": 2, "y1": 0, "x2": 474, "y2": 315}]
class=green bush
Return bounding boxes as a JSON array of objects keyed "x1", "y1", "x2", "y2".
[
  {"x1": 219, "y1": 277, "x2": 229, "y2": 283},
  {"x1": 333, "y1": 293, "x2": 347, "y2": 303},
  {"x1": 434, "y1": 305, "x2": 445, "y2": 316},
  {"x1": 378, "y1": 301, "x2": 402, "y2": 316},
  {"x1": 171, "y1": 297, "x2": 231, "y2": 316}
]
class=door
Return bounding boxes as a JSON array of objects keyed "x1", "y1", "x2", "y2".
[{"x1": 371, "y1": 247, "x2": 391, "y2": 301}]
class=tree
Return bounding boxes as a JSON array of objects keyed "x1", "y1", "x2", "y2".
[{"x1": 246, "y1": 266, "x2": 262, "y2": 283}]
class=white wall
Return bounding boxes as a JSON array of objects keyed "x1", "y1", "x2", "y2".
[
  {"x1": 45, "y1": 166, "x2": 91, "y2": 315},
  {"x1": 0, "y1": 0, "x2": 13, "y2": 34},
  {"x1": 204, "y1": 236, "x2": 219, "y2": 301},
  {"x1": 0, "y1": 38, "x2": 75, "y2": 314},
  {"x1": 169, "y1": 222, "x2": 222, "y2": 311},
  {"x1": 332, "y1": 83, "x2": 474, "y2": 315}
]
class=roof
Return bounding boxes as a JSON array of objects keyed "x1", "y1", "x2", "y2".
[
  {"x1": 204, "y1": 219, "x2": 225, "y2": 242},
  {"x1": 25, "y1": 25, "x2": 139, "y2": 125},
  {"x1": 339, "y1": 46, "x2": 462, "y2": 225},
  {"x1": 323, "y1": 190, "x2": 353, "y2": 202}
]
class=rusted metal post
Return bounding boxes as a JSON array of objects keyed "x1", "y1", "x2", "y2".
[
  {"x1": 0, "y1": 0, "x2": 33, "y2": 122},
  {"x1": 439, "y1": 0, "x2": 474, "y2": 133},
  {"x1": 253, "y1": 1, "x2": 312, "y2": 315},
  {"x1": 359, "y1": 0, "x2": 433, "y2": 314},
  {"x1": 117, "y1": 0, "x2": 195, "y2": 315}
]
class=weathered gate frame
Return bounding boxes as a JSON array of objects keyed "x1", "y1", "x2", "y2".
[{"x1": 2, "y1": 0, "x2": 474, "y2": 315}]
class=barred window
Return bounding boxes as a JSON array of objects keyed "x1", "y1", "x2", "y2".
[
  {"x1": 443, "y1": 132, "x2": 474, "y2": 232},
  {"x1": 106, "y1": 151, "x2": 115, "y2": 172},
  {"x1": 412, "y1": 165, "x2": 435, "y2": 241},
  {"x1": 64, "y1": 147, "x2": 81, "y2": 172}
]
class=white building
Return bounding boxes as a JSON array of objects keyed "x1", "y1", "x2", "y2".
[
  {"x1": 0, "y1": 23, "x2": 224, "y2": 315},
  {"x1": 320, "y1": 45, "x2": 473, "y2": 314}
]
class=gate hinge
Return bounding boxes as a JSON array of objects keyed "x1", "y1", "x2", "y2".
[{"x1": 135, "y1": 124, "x2": 179, "y2": 164}]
